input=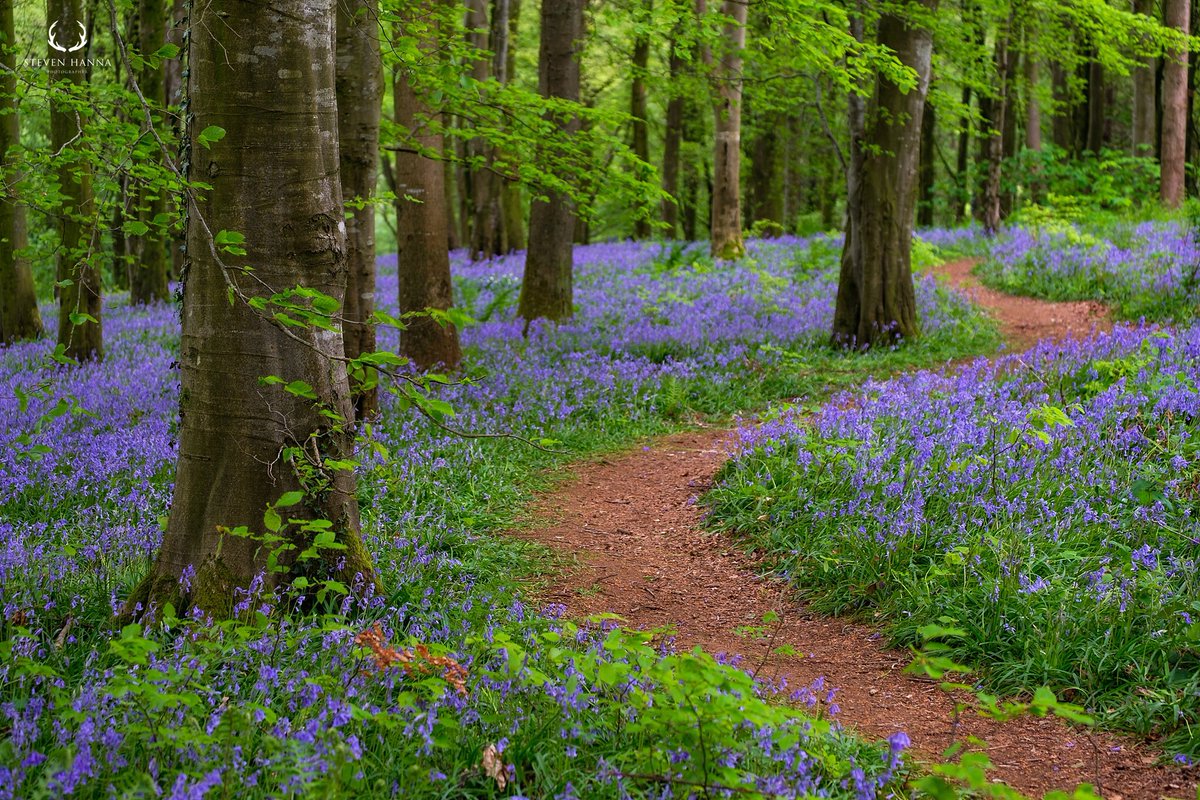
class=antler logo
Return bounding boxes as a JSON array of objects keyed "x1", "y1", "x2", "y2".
[{"x1": 48, "y1": 20, "x2": 87, "y2": 54}]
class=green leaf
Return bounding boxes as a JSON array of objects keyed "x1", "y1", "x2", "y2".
[
  {"x1": 123, "y1": 220, "x2": 150, "y2": 237},
  {"x1": 198, "y1": 125, "x2": 227, "y2": 149},
  {"x1": 154, "y1": 43, "x2": 181, "y2": 59},
  {"x1": 276, "y1": 491, "x2": 305, "y2": 508}
]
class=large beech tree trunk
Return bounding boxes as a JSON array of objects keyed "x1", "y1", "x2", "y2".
[
  {"x1": 0, "y1": 0, "x2": 40, "y2": 343},
  {"x1": 630, "y1": 0, "x2": 651, "y2": 239},
  {"x1": 127, "y1": 0, "x2": 375, "y2": 618},
  {"x1": 395, "y1": 6, "x2": 462, "y2": 370},
  {"x1": 1132, "y1": 0, "x2": 1157, "y2": 155},
  {"x1": 518, "y1": 0, "x2": 584, "y2": 324},
  {"x1": 130, "y1": 0, "x2": 169, "y2": 305},
  {"x1": 832, "y1": 0, "x2": 936, "y2": 348},
  {"x1": 1163, "y1": 0, "x2": 1190, "y2": 207},
  {"x1": 337, "y1": 0, "x2": 382, "y2": 417},
  {"x1": 49, "y1": 0, "x2": 101, "y2": 361},
  {"x1": 708, "y1": 0, "x2": 746, "y2": 259}
]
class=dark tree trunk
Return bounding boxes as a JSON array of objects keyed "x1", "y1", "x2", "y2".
[
  {"x1": 1085, "y1": 59, "x2": 1106, "y2": 153},
  {"x1": 1026, "y1": 54, "x2": 1042, "y2": 151},
  {"x1": 0, "y1": 0, "x2": 41, "y2": 343},
  {"x1": 1132, "y1": 0, "x2": 1158, "y2": 155},
  {"x1": 661, "y1": 34, "x2": 684, "y2": 237},
  {"x1": 1050, "y1": 60, "x2": 1074, "y2": 153},
  {"x1": 953, "y1": 83, "x2": 971, "y2": 222},
  {"x1": 708, "y1": 0, "x2": 746, "y2": 259},
  {"x1": 130, "y1": 0, "x2": 169, "y2": 305},
  {"x1": 468, "y1": 0, "x2": 502, "y2": 258},
  {"x1": 747, "y1": 111, "x2": 783, "y2": 234},
  {"x1": 164, "y1": 0, "x2": 186, "y2": 281},
  {"x1": 127, "y1": 0, "x2": 375, "y2": 618},
  {"x1": 630, "y1": 0, "x2": 651, "y2": 239},
  {"x1": 917, "y1": 101, "x2": 935, "y2": 227},
  {"x1": 50, "y1": 0, "x2": 101, "y2": 361},
  {"x1": 832, "y1": 0, "x2": 936, "y2": 348},
  {"x1": 1163, "y1": 0, "x2": 1190, "y2": 207},
  {"x1": 444, "y1": 157, "x2": 461, "y2": 251},
  {"x1": 494, "y1": 0, "x2": 525, "y2": 252},
  {"x1": 337, "y1": 0, "x2": 383, "y2": 417},
  {"x1": 395, "y1": 5, "x2": 462, "y2": 370},
  {"x1": 518, "y1": 0, "x2": 583, "y2": 324},
  {"x1": 999, "y1": 43, "x2": 1020, "y2": 217}
]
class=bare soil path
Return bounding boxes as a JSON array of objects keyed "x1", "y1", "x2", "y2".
[{"x1": 514, "y1": 260, "x2": 1196, "y2": 799}]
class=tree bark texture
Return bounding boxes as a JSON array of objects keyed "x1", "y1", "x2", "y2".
[
  {"x1": 1085, "y1": 59, "x2": 1106, "y2": 153},
  {"x1": 337, "y1": 0, "x2": 382, "y2": 418},
  {"x1": 467, "y1": 0, "x2": 502, "y2": 258},
  {"x1": 1163, "y1": 0, "x2": 1190, "y2": 207},
  {"x1": 128, "y1": 0, "x2": 376, "y2": 618},
  {"x1": 395, "y1": 4, "x2": 462, "y2": 370},
  {"x1": 917, "y1": 101, "x2": 935, "y2": 227},
  {"x1": 130, "y1": 0, "x2": 169, "y2": 305},
  {"x1": 49, "y1": 0, "x2": 101, "y2": 361},
  {"x1": 0, "y1": 0, "x2": 41, "y2": 343},
  {"x1": 518, "y1": 0, "x2": 584, "y2": 324},
  {"x1": 661, "y1": 33, "x2": 684, "y2": 237},
  {"x1": 494, "y1": 0, "x2": 525, "y2": 252},
  {"x1": 630, "y1": 0, "x2": 651, "y2": 239},
  {"x1": 832, "y1": 0, "x2": 936, "y2": 347},
  {"x1": 708, "y1": 0, "x2": 746, "y2": 259},
  {"x1": 1132, "y1": 0, "x2": 1158, "y2": 155}
]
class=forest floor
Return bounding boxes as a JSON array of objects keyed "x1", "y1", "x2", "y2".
[{"x1": 512, "y1": 259, "x2": 1198, "y2": 799}]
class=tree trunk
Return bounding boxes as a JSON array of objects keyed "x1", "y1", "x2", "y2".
[
  {"x1": 832, "y1": 0, "x2": 936, "y2": 348},
  {"x1": 494, "y1": 0, "x2": 525, "y2": 252},
  {"x1": 50, "y1": 0, "x2": 101, "y2": 361},
  {"x1": 1085, "y1": 59, "x2": 1105, "y2": 153},
  {"x1": 747, "y1": 109, "x2": 783, "y2": 234},
  {"x1": 518, "y1": 0, "x2": 583, "y2": 325},
  {"x1": 1163, "y1": 0, "x2": 1190, "y2": 207},
  {"x1": 126, "y1": 0, "x2": 375, "y2": 619},
  {"x1": 165, "y1": 0, "x2": 186, "y2": 281},
  {"x1": 1050, "y1": 60, "x2": 1074, "y2": 153},
  {"x1": 999, "y1": 43, "x2": 1020, "y2": 217},
  {"x1": 129, "y1": 0, "x2": 169, "y2": 305},
  {"x1": 630, "y1": 0, "x2": 651, "y2": 239},
  {"x1": 953, "y1": 83, "x2": 971, "y2": 222},
  {"x1": 395, "y1": 5, "x2": 462, "y2": 370},
  {"x1": 467, "y1": 0, "x2": 501, "y2": 258},
  {"x1": 917, "y1": 101, "x2": 935, "y2": 227},
  {"x1": 662, "y1": 34, "x2": 684, "y2": 237},
  {"x1": 1026, "y1": 54, "x2": 1042, "y2": 151},
  {"x1": 1132, "y1": 0, "x2": 1157, "y2": 155},
  {"x1": 708, "y1": 0, "x2": 746, "y2": 259},
  {"x1": 0, "y1": 0, "x2": 41, "y2": 343},
  {"x1": 337, "y1": 0, "x2": 383, "y2": 418}
]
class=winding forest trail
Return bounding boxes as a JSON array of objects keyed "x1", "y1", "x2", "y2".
[{"x1": 514, "y1": 260, "x2": 1196, "y2": 799}]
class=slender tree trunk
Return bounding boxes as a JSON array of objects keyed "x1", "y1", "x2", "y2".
[
  {"x1": 518, "y1": 0, "x2": 584, "y2": 325},
  {"x1": 1026, "y1": 55, "x2": 1042, "y2": 151},
  {"x1": 1050, "y1": 60, "x2": 1074, "y2": 153},
  {"x1": 832, "y1": 0, "x2": 936, "y2": 347},
  {"x1": 708, "y1": 0, "x2": 746, "y2": 259},
  {"x1": 630, "y1": 0, "x2": 651, "y2": 239},
  {"x1": 493, "y1": 0, "x2": 525, "y2": 252},
  {"x1": 337, "y1": 0, "x2": 382, "y2": 417},
  {"x1": 395, "y1": 5, "x2": 462, "y2": 370},
  {"x1": 747, "y1": 109, "x2": 783, "y2": 234},
  {"x1": 1085, "y1": 59, "x2": 1106, "y2": 153},
  {"x1": 50, "y1": 0, "x2": 101, "y2": 361},
  {"x1": 999, "y1": 42, "x2": 1019, "y2": 217},
  {"x1": 129, "y1": 0, "x2": 169, "y2": 305},
  {"x1": 1132, "y1": 0, "x2": 1158, "y2": 155},
  {"x1": 953, "y1": 83, "x2": 971, "y2": 222},
  {"x1": 467, "y1": 0, "x2": 501, "y2": 258},
  {"x1": 0, "y1": 0, "x2": 41, "y2": 343},
  {"x1": 662, "y1": 34, "x2": 684, "y2": 237},
  {"x1": 165, "y1": 0, "x2": 186, "y2": 281},
  {"x1": 126, "y1": 0, "x2": 375, "y2": 618},
  {"x1": 1163, "y1": 0, "x2": 1190, "y2": 207},
  {"x1": 444, "y1": 157, "x2": 461, "y2": 251},
  {"x1": 917, "y1": 101, "x2": 935, "y2": 227}
]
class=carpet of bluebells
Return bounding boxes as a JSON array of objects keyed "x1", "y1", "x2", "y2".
[
  {"x1": 972, "y1": 218, "x2": 1200, "y2": 322},
  {"x1": 708, "y1": 323, "x2": 1200, "y2": 759},
  {"x1": 0, "y1": 237, "x2": 989, "y2": 799}
]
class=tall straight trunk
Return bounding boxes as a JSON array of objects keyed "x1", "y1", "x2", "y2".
[
  {"x1": 1050, "y1": 60, "x2": 1074, "y2": 153},
  {"x1": 953, "y1": 83, "x2": 971, "y2": 222},
  {"x1": 337, "y1": 0, "x2": 382, "y2": 417},
  {"x1": 1025, "y1": 55, "x2": 1042, "y2": 151},
  {"x1": 832, "y1": 0, "x2": 936, "y2": 347},
  {"x1": 662, "y1": 35, "x2": 684, "y2": 237},
  {"x1": 0, "y1": 0, "x2": 40, "y2": 343},
  {"x1": 1085, "y1": 59, "x2": 1105, "y2": 153},
  {"x1": 395, "y1": 5, "x2": 462, "y2": 370},
  {"x1": 917, "y1": 101, "x2": 935, "y2": 227},
  {"x1": 999, "y1": 44, "x2": 1020, "y2": 217},
  {"x1": 467, "y1": 0, "x2": 501, "y2": 258},
  {"x1": 630, "y1": 0, "x2": 651, "y2": 239},
  {"x1": 708, "y1": 0, "x2": 746, "y2": 259},
  {"x1": 444, "y1": 157, "x2": 461, "y2": 251},
  {"x1": 1163, "y1": 0, "x2": 1190, "y2": 207},
  {"x1": 49, "y1": 0, "x2": 101, "y2": 361},
  {"x1": 1132, "y1": 0, "x2": 1158, "y2": 155},
  {"x1": 747, "y1": 110, "x2": 783, "y2": 233},
  {"x1": 493, "y1": 0, "x2": 525, "y2": 252},
  {"x1": 518, "y1": 0, "x2": 584, "y2": 324},
  {"x1": 164, "y1": 0, "x2": 186, "y2": 281},
  {"x1": 981, "y1": 24, "x2": 1011, "y2": 233},
  {"x1": 127, "y1": 0, "x2": 375, "y2": 617},
  {"x1": 130, "y1": 0, "x2": 169, "y2": 305}
]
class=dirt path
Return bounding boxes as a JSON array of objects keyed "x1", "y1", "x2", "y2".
[{"x1": 516, "y1": 261, "x2": 1195, "y2": 799}]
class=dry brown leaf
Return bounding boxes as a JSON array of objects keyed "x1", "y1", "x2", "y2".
[{"x1": 481, "y1": 743, "x2": 506, "y2": 790}]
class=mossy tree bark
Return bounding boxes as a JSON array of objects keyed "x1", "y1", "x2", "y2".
[
  {"x1": 130, "y1": 0, "x2": 169, "y2": 305},
  {"x1": 707, "y1": 0, "x2": 746, "y2": 260},
  {"x1": 126, "y1": 0, "x2": 377, "y2": 619},
  {"x1": 832, "y1": 0, "x2": 936, "y2": 348},
  {"x1": 395, "y1": 1, "x2": 462, "y2": 370},
  {"x1": 1162, "y1": 0, "x2": 1190, "y2": 208},
  {"x1": 49, "y1": 0, "x2": 101, "y2": 361},
  {"x1": 518, "y1": 0, "x2": 584, "y2": 325},
  {"x1": 0, "y1": 0, "x2": 41, "y2": 344},
  {"x1": 336, "y1": 0, "x2": 382, "y2": 418}
]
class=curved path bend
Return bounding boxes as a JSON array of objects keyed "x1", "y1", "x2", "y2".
[{"x1": 515, "y1": 260, "x2": 1195, "y2": 799}]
